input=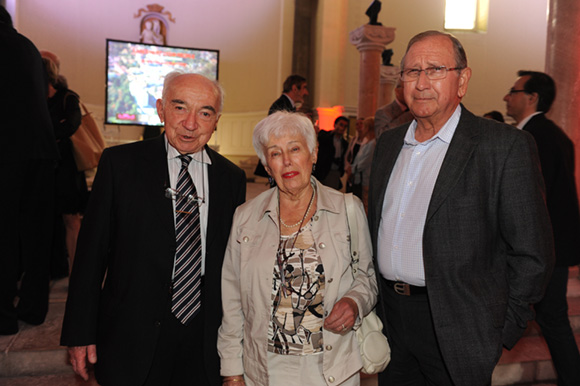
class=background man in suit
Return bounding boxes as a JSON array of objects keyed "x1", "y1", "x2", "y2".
[
  {"x1": 369, "y1": 30, "x2": 554, "y2": 385},
  {"x1": 255, "y1": 74, "x2": 309, "y2": 182},
  {"x1": 0, "y1": 5, "x2": 59, "y2": 335},
  {"x1": 314, "y1": 116, "x2": 349, "y2": 190},
  {"x1": 504, "y1": 70, "x2": 580, "y2": 385},
  {"x1": 374, "y1": 79, "x2": 413, "y2": 138},
  {"x1": 61, "y1": 71, "x2": 246, "y2": 386},
  {"x1": 268, "y1": 74, "x2": 308, "y2": 115}
]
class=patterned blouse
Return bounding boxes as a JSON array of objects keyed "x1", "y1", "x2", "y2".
[{"x1": 268, "y1": 222, "x2": 326, "y2": 355}]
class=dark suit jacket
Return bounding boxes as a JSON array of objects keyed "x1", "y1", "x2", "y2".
[
  {"x1": 523, "y1": 113, "x2": 580, "y2": 266},
  {"x1": 368, "y1": 107, "x2": 554, "y2": 385},
  {"x1": 314, "y1": 130, "x2": 348, "y2": 181},
  {"x1": 268, "y1": 94, "x2": 295, "y2": 115},
  {"x1": 61, "y1": 135, "x2": 246, "y2": 386}
]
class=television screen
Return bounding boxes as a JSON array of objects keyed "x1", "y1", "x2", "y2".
[{"x1": 105, "y1": 39, "x2": 219, "y2": 127}]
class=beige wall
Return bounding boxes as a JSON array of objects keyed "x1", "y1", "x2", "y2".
[
  {"x1": 376, "y1": 0, "x2": 548, "y2": 119},
  {"x1": 11, "y1": 0, "x2": 549, "y2": 157}
]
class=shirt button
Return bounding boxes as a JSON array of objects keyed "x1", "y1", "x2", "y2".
[
  {"x1": 314, "y1": 215, "x2": 319, "y2": 221},
  {"x1": 242, "y1": 236, "x2": 249, "y2": 243},
  {"x1": 328, "y1": 376, "x2": 335, "y2": 383},
  {"x1": 319, "y1": 243, "x2": 326, "y2": 249},
  {"x1": 327, "y1": 278, "x2": 333, "y2": 283},
  {"x1": 155, "y1": 321, "x2": 161, "y2": 327},
  {"x1": 325, "y1": 345, "x2": 333, "y2": 351}
]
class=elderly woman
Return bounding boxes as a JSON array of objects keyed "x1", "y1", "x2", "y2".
[{"x1": 218, "y1": 111, "x2": 377, "y2": 386}]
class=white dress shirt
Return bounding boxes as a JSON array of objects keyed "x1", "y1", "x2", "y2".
[{"x1": 165, "y1": 136, "x2": 211, "y2": 276}]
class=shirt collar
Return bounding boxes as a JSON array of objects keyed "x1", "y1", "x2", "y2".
[
  {"x1": 404, "y1": 104, "x2": 461, "y2": 146},
  {"x1": 516, "y1": 111, "x2": 542, "y2": 130},
  {"x1": 257, "y1": 177, "x2": 343, "y2": 223},
  {"x1": 165, "y1": 134, "x2": 212, "y2": 165}
]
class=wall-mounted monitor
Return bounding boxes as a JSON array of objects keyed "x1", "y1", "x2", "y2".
[{"x1": 105, "y1": 39, "x2": 219, "y2": 127}]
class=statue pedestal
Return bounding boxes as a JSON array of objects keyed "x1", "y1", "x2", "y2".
[
  {"x1": 349, "y1": 24, "x2": 395, "y2": 119},
  {"x1": 378, "y1": 65, "x2": 400, "y2": 108}
]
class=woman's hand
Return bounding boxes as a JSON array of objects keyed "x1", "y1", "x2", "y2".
[
  {"x1": 324, "y1": 297, "x2": 359, "y2": 334},
  {"x1": 223, "y1": 375, "x2": 246, "y2": 385}
]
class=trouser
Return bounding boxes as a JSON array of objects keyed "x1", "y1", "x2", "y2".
[
  {"x1": 378, "y1": 277, "x2": 455, "y2": 386},
  {"x1": 535, "y1": 265, "x2": 580, "y2": 386},
  {"x1": 0, "y1": 160, "x2": 55, "y2": 333}
]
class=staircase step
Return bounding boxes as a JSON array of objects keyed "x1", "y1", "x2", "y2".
[
  {"x1": 0, "y1": 279, "x2": 71, "y2": 378},
  {"x1": 0, "y1": 372, "x2": 98, "y2": 386},
  {"x1": 492, "y1": 265, "x2": 580, "y2": 385}
]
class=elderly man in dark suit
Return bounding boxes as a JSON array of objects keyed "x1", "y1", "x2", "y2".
[
  {"x1": 504, "y1": 70, "x2": 580, "y2": 385},
  {"x1": 369, "y1": 30, "x2": 554, "y2": 386},
  {"x1": 61, "y1": 71, "x2": 246, "y2": 386},
  {"x1": 0, "y1": 6, "x2": 59, "y2": 335}
]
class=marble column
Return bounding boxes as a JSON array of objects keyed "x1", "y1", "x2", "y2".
[
  {"x1": 349, "y1": 25, "x2": 395, "y2": 119},
  {"x1": 377, "y1": 65, "x2": 400, "y2": 109},
  {"x1": 545, "y1": 0, "x2": 580, "y2": 191}
]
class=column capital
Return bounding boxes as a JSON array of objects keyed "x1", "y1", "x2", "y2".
[
  {"x1": 349, "y1": 24, "x2": 395, "y2": 52},
  {"x1": 380, "y1": 65, "x2": 400, "y2": 85}
]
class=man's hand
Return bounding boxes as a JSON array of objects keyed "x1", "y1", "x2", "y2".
[
  {"x1": 324, "y1": 297, "x2": 359, "y2": 334},
  {"x1": 68, "y1": 345, "x2": 97, "y2": 381}
]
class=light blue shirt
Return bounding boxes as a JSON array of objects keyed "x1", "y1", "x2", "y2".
[
  {"x1": 166, "y1": 136, "x2": 211, "y2": 276},
  {"x1": 377, "y1": 105, "x2": 462, "y2": 286}
]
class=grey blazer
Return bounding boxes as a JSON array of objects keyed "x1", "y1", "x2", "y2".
[{"x1": 368, "y1": 106, "x2": 554, "y2": 385}]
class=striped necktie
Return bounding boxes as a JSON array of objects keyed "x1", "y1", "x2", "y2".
[{"x1": 172, "y1": 155, "x2": 202, "y2": 325}]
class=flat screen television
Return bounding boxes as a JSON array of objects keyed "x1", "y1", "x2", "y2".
[{"x1": 105, "y1": 39, "x2": 219, "y2": 127}]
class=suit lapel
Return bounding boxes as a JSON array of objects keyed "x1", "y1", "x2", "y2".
[
  {"x1": 425, "y1": 107, "x2": 479, "y2": 223},
  {"x1": 142, "y1": 135, "x2": 175, "y2": 239},
  {"x1": 205, "y1": 146, "x2": 220, "y2": 256}
]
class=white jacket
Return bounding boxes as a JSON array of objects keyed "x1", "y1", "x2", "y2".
[{"x1": 218, "y1": 178, "x2": 377, "y2": 385}]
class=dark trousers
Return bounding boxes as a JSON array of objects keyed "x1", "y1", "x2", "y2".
[
  {"x1": 378, "y1": 278, "x2": 455, "y2": 386},
  {"x1": 0, "y1": 160, "x2": 54, "y2": 334},
  {"x1": 142, "y1": 286, "x2": 211, "y2": 386},
  {"x1": 535, "y1": 265, "x2": 580, "y2": 386}
]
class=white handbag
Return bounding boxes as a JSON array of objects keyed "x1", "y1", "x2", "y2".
[{"x1": 344, "y1": 193, "x2": 391, "y2": 375}]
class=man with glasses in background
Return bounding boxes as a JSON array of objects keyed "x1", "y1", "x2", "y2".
[
  {"x1": 61, "y1": 71, "x2": 246, "y2": 386},
  {"x1": 369, "y1": 31, "x2": 554, "y2": 385},
  {"x1": 504, "y1": 71, "x2": 580, "y2": 386}
]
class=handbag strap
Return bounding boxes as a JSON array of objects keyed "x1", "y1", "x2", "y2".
[
  {"x1": 344, "y1": 193, "x2": 360, "y2": 276},
  {"x1": 79, "y1": 101, "x2": 90, "y2": 116}
]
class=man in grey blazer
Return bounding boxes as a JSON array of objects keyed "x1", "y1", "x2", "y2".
[
  {"x1": 374, "y1": 80, "x2": 413, "y2": 138},
  {"x1": 369, "y1": 31, "x2": 554, "y2": 385}
]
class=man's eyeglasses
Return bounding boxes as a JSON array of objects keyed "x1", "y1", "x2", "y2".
[
  {"x1": 400, "y1": 66, "x2": 464, "y2": 82},
  {"x1": 507, "y1": 89, "x2": 528, "y2": 96}
]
